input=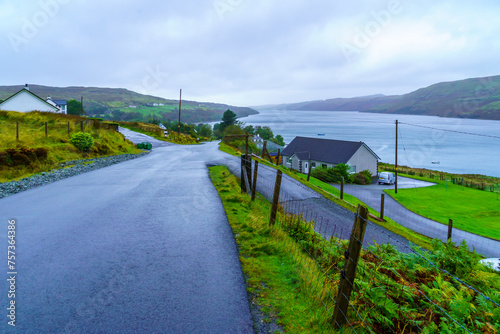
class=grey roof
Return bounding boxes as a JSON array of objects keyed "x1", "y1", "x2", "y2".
[
  {"x1": 292, "y1": 152, "x2": 310, "y2": 160},
  {"x1": 281, "y1": 136, "x2": 380, "y2": 164}
]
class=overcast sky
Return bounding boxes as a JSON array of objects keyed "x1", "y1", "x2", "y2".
[{"x1": 1, "y1": 0, "x2": 500, "y2": 106}]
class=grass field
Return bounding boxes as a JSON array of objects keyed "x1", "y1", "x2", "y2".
[
  {"x1": 0, "y1": 110, "x2": 140, "y2": 181},
  {"x1": 385, "y1": 176, "x2": 500, "y2": 240}
]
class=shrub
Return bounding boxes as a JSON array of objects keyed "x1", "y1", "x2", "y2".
[
  {"x1": 70, "y1": 132, "x2": 94, "y2": 151},
  {"x1": 311, "y1": 164, "x2": 354, "y2": 183},
  {"x1": 311, "y1": 167, "x2": 336, "y2": 182},
  {"x1": 332, "y1": 163, "x2": 352, "y2": 182},
  {"x1": 352, "y1": 173, "x2": 367, "y2": 184},
  {"x1": 360, "y1": 169, "x2": 372, "y2": 184}
]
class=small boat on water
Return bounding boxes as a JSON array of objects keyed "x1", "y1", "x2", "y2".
[
  {"x1": 317, "y1": 133, "x2": 325, "y2": 136},
  {"x1": 431, "y1": 161, "x2": 440, "y2": 164}
]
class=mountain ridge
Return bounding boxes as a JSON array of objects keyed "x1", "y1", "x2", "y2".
[
  {"x1": 265, "y1": 75, "x2": 500, "y2": 120},
  {"x1": 0, "y1": 84, "x2": 258, "y2": 123}
]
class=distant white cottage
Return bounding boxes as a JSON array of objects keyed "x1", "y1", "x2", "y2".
[{"x1": 0, "y1": 84, "x2": 67, "y2": 114}]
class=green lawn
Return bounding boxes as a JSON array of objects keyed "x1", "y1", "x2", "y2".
[{"x1": 386, "y1": 178, "x2": 500, "y2": 240}]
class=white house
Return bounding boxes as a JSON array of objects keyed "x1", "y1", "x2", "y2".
[
  {"x1": 0, "y1": 85, "x2": 66, "y2": 114},
  {"x1": 281, "y1": 136, "x2": 380, "y2": 175},
  {"x1": 46, "y1": 97, "x2": 67, "y2": 114}
]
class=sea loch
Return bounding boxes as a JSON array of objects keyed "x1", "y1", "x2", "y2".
[{"x1": 240, "y1": 109, "x2": 500, "y2": 178}]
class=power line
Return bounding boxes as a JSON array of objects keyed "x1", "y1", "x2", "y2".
[{"x1": 399, "y1": 122, "x2": 500, "y2": 139}]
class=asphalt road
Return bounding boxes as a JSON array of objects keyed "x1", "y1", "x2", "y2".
[
  {"x1": 0, "y1": 134, "x2": 253, "y2": 333},
  {"x1": 333, "y1": 178, "x2": 500, "y2": 258}
]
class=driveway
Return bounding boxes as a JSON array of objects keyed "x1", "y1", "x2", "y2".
[{"x1": 332, "y1": 177, "x2": 500, "y2": 258}]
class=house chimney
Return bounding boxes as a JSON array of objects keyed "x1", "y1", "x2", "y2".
[
  {"x1": 47, "y1": 96, "x2": 52, "y2": 100},
  {"x1": 25, "y1": 84, "x2": 29, "y2": 91}
]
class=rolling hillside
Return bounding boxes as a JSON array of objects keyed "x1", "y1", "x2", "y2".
[
  {"x1": 0, "y1": 85, "x2": 258, "y2": 123},
  {"x1": 271, "y1": 75, "x2": 500, "y2": 120}
]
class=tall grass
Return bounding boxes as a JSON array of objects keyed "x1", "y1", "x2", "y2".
[{"x1": 0, "y1": 110, "x2": 139, "y2": 181}]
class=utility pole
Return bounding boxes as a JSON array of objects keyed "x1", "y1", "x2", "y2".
[
  {"x1": 80, "y1": 96, "x2": 84, "y2": 115},
  {"x1": 395, "y1": 120, "x2": 398, "y2": 194},
  {"x1": 178, "y1": 89, "x2": 182, "y2": 135}
]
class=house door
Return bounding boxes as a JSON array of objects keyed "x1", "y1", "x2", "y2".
[{"x1": 304, "y1": 162, "x2": 308, "y2": 173}]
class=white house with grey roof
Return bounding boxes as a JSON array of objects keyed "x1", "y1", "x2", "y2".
[
  {"x1": 281, "y1": 136, "x2": 380, "y2": 175},
  {"x1": 0, "y1": 85, "x2": 67, "y2": 114}
]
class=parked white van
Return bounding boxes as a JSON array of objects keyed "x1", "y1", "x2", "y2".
[{"x1": 378, "y1": 172, "x2": 395, "y2": 185}]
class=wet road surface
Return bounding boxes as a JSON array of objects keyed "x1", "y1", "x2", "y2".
[{"x1": 0, "y1": 135, "x2": 253, "y2": 333}]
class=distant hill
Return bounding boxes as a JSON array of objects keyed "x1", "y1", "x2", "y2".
[
  {"x1": 0, "y1": 85, "x2": 258, "y2": 123},
  {"x1": 270, "y1": 75, "x2": 500, "y2": 120}
]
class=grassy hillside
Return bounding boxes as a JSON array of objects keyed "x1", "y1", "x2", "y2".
[
  {"x1": 274, "y1": 75, "x2": 500, "y2": 120},
  {"x1": 0, "y1": 85, "x2": 258, "y2": 123},
  {"x1": 0, "y1": 110, "x2": 140, "y2": 181},
  {"x1": 369, "y1": 75, "x2": 500, "y2": 119},
  {"x1": 277, "y1": 95, "x2": 399, "y2": 112}
]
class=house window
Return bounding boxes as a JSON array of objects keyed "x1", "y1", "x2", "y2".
[
  {"x1": 322, "y1": 164, "x2": 327, "y2": 168},
  {"x1": 287, "y1": 157, "x2": 292, "y2": 164},
  {"x1": 311, "y1": 162, "x2": 316, "y2": 167}
]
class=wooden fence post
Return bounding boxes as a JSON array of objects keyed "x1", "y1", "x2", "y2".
[
  {"x1": 16, "y1": 122, "x2": 19, "y2": 141},
  {"x1": 380, "y1": 193, "x2": 385, "y2": 220},
  {"x1": 269, "y1": 170, "x2": 283, "y2": 226},
  {"x1": 251, "y1": 160, "x2": 259, "y2": 201},
  {"x1": 45, "y1": 122, "x2": 48, "y2": 138},
  {"x1": 333, "y1": 205, "x2": 369, "y2": 328},
  {"x1": 307, "y1": 162, "x2": 312, "y2": 181},
  {"x1": 447, "y1": 219, "x2": 453, "y2": 242},
  {"x1": 80, "y1": 121, "x2": 84, "y2": 132},
  {"x1": 68, "y1": 121, "x2": 70, "y2": 136},
  {"x1": 340, "y1": 177, "x2": 344, "y2": 200}
]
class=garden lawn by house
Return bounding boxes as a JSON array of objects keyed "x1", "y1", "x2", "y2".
[{"x1": 385, "y1": 178, "x2": 500, "y2": 240}]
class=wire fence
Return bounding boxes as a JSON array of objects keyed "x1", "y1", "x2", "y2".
[
  {"x1": 237, "y1": 154, "x2": 500, "y2": 333},
  {"x1": 0, "y1": 119, "x2": 119, "y2": 143}
]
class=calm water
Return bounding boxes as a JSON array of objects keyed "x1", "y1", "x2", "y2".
[{"x1": 239, "y1": 109, "x2": 500, "y2": 178}]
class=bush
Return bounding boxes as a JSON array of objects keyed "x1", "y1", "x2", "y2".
[
  {"x1": 352, "y1": 173, "x2": 367, "y2": 185},
  {"x1": 70, "y1": 132, "x2": 94, "y2": 151},
  {"x1": 311, "y1": 163, "x2": 354, "y2": 183},
  {"x1": 353, "y1": 169, "x2": 372, "y2": 185},
  {"x1": 311, "y1": 167, "x2": 337, "y2": 183}
]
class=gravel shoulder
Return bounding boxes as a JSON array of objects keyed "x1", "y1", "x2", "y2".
[{"x1": 0, "y1": 153, "x2": 149, "y2": 199}]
